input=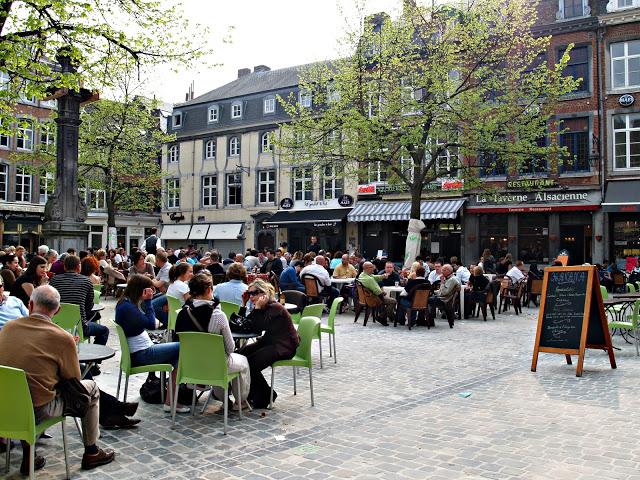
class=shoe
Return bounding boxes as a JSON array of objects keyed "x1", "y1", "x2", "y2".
[
  {"x1": 39, "y1": 431, "x2": 53, "y2": 439},
  {"x1": 232, "y1": 401, "x2": 251, "y2": 411},
  {"x1": 163, "y1": 403, "x2": 190, "y2": 413},
  {"x1": 378, "y1": 320, "x2": 389, "y2": 326},
  {"x1": 20, "y1": 454, "x2": 46, "y2": 475},
  {"x1": 122, "y1": 402, "x2": 138, "y2": 417},
  {"x1": 81, "y1": 448, "x2": 115, "y2": 470},
  {"x1": 101, "y1": 414, "x2": 141, "y2": 430},
  {"x1": 89, "y1": 365, "x2": 101, "y2": 376}
]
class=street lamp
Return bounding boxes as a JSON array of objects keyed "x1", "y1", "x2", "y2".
[{"x1": 235, "y1": 164, "x2": 250, "y2": 176}]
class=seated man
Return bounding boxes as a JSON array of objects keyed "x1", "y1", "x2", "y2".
[
  {"x1": 378, "y1": 261, "x2": 401, "y2": 287},
  {"x1": 506, "y1": 260, "x2": 526, "y2": 285},
  {"x1": 279, "y1": 260, "x2": 305, "y2": 292},
  {"x1": 0, "y1": 285, "x2": 115, "y2": 473},
  {"x1": 396, "y1": 266, "x2": 429, "y2": 326},
  {"x1": 427, "y1": 261, "x2": 442, "y2": 286},
  {"x1": 452, "y1": 260, "x2": 471, "y2": 285},
  {"x1": 300, "y1": 254, "x2": 339, "y2": 306},
  {"x1": 428, "y1": 264, "x2": 460, "y2": 328},
  {"x1": 214, "y1": 262, "x2": 248, "y2": 305},
  {"x1": 357, "y1": 261, "x2": 396, "y2": 326},
  {"x1": 260, "y1": 249, "x2": 284, "y2": 277}
]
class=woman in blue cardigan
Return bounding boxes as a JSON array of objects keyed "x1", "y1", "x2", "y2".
[{"x1": 115, "y1": 274, "x2": 189, "y2": 413}]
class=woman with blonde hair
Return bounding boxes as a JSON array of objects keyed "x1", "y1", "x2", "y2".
[{"x1": 237, "y1": 279, "x2": 299, "y2": 409}]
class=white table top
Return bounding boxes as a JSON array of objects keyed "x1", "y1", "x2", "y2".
[
  {"x1": 331, "y1": 277, "x2": 354, "y2": 284},
  {"x1": 284, "y1": 303, "x2": 299, "y2": 310},
  {"x1": 382, "y1": 285, "x2": 405, "y2": 294},
  {"x1": 117, "y1": 283, "x2": 127, "y2": 288}
]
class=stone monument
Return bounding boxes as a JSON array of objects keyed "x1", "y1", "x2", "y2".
[{"x1": 42, "y1": 50, "x2": 98, "y2": 252}]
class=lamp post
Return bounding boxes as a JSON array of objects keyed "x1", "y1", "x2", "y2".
[{"x1": 42, "y1": 49, "x2": 99, "y2": 251}]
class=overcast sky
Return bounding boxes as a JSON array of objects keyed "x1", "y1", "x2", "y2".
[{"x1": 144, "y1": 0, "x2": 400, "y2": 105}]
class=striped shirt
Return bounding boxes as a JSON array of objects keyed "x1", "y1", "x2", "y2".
[{"x1": 50, "y1": 272, "x2": 94, "y2": 325}]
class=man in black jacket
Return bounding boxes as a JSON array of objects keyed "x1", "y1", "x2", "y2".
[{"x1": 260, "y1": 249, "x2": 283, "y2": 277}]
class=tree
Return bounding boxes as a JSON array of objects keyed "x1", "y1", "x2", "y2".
[
  {"x1": 0, "y1": 0, "x2": 209, "y2": 123},
  {"x1": 276, "y1": 0, "x2": 578, "y2": 221}
]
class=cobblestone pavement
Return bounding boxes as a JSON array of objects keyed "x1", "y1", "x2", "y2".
[{"x1": 5, "y1": 298, "x2": 640, "y2": 480}]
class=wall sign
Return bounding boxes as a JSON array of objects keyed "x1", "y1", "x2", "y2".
[
  {"x1": 441, "y1": 178, "x2": 464, "y2": 191},
  {"x1": 466, "y1": 189, "x2": 601, "y2": 213},
  {"x1": 506, "y1": 178, "x2": 558, "y2": 189},
  {"x1": 619, "y1": 93, "x2": 635, "y2": 107},
  {"x1": 337, "y1": 194, "x2": 354, "y2": 207},
  {"x1": 280, "y1": 198, "x2": 294, "y2": 209}
]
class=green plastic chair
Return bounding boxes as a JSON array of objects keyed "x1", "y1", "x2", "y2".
[
  {"x1": 0, "y1": 366, "x2": 70, "y2": 479},
  {"x1": 627, "y1": 283, "x2": 637, "y2": 293},
  {"x1": 172, "y1": 332, "x2": 241, "y2": 434},
  {"x1": 298, "y1": 304, "x2": 325, "y2": 367},
  {"x1": 115, "y1": 324, "x2": 174, "y2": 406},
  {"x1": 609, "y1": 300, "x2": 640, "y2": 356},
  {"x1": 601, "y1": 285, "x2": 625, "y2": 321},
  {"x1": 166, "y1": 295, "x2": 182, "y2": 332},
  {"x1": 220, "y1": 301, "x2": 240, "y2": 321},
  {"x1": 93, "y1": 283, "x2": 102, "y2": 293},
  {"x1": 93, "y1": 290, "x2": 101, "y2": 305},
  {"x1": 321, "y1": 297, "x2": 343, "y2": 364},
  {"x1": 270, "y1": 316, "x2": 320, "y2": 409},
  {"x1": 52, "y1": 303, "x2": 85, "y2": 342}
]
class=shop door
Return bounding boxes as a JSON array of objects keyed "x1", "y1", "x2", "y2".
[
  {"x1": 560, "y1": 225, "x2": 585, "y2": 265},
  {"x1": 362, "y1": 223, "x2": 383, "y2": 259}
]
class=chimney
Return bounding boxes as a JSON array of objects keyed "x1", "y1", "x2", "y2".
[
  {"x1": 237, "y1": 68, "x2": 251, "y2": 78},
  {"x1": 253, "y1": 65, "x2": 271, "y2": 73}
]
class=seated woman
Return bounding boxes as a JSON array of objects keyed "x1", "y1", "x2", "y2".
[
  {"x1": 129, "y1": 250, "x2": 155, "y2": 278},
  {"x1": 396, "y1": 266, "x2": 429, "y2": 326},
  {"x1": 238, "y1": 279, "x2": 299, "y2": 409},
  {"x1": 464, "y1": 266, "x2": 490, "y2": 318},
  {"x1": 175, "y1": 274, "x2": 251, "y2": 410},
  {"x1": 81, "y1": 256, "x2": 102, "y2": 285},
  {"x1": 151, "y1": 262, "x2": 194, "y2": 327},
  {"x1": 1, "y1": 254, "x2": 20, "y2": 291},
  {"x1": 11, "y1": 255, "x2": 47, "y2": 307},
  {"x1": 115, "y1": 274, "x2": 189, "y2": 413}
]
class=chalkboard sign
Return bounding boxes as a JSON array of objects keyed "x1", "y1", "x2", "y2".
[{"x1": 531, "y1": 266, "x2": 616, "y2": 377}]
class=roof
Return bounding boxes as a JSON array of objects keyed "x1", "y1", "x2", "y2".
[{"x1": 178, "y1": 62, "x2": 328, "y2": 107}]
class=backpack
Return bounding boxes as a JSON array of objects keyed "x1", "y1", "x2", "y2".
[{"x1": 144, "y1": 235, "x2": 158, "y2": 254}]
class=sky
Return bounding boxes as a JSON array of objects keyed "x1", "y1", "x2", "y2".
[{"x1": 145, "y1": 0, "x2": 399, "y2": 105}]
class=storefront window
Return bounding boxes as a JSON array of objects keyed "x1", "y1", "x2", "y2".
[
  {"x1": 612, "y1": 219, "x2": 640, "y2": 261},
  {"x1": 518, "y1": 214, "x2": 548, "y2": 263},
  {"x1": 479, "y1": 214, "x2": 508, "y2": 259}
]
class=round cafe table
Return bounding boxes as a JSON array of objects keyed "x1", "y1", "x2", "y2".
[
  {"x1": 91, "y1": 304, "x2": 105, "y2": 312},
  {"x1": 284, "y1": 303, "x2": 298, "y2": 311},
  {"x1": 232, "y1": 331, "x2": 260, "y2": 349},
  {"x1": 331, "y1": 277, "x2": 353, "y2": 285},
  {"x1": 382, "y1": 285, "x2": 405, "y2": 297},
  {"x1": 78, "y1": 343, "x2": 116, "y2": 379}
]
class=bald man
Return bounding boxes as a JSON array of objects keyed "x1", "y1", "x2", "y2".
[
  {"x1": 428, "y1": 264, "x2": 460, "y2": 328},
  {"x1": 357, "y1": 261, "x2": 396, "y2": 326}
]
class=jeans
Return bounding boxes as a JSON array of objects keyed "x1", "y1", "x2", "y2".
[
  {"x1": 151, "y1": 294, "x2": 168, "y2": 328},
  {"x1": 86, "y1": 321, "x2": 109, "y2": 346},
  {"x1": 396, "y1": 297, "x2": 416, "y2": 324},
  {"x1": 131, "y1": 342, "x2": 180, "y2": 367}
]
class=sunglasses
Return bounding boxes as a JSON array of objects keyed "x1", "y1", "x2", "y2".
[{"x1": 247, "y1": 290, "x2": 261, "y2": 297}]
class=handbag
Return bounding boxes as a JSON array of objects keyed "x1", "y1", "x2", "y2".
[
  {"x1": 55, "y1": 377, "x2": 91, "y2": 417},
  {"x1": 229, "y1": 312, "x2": 255, "y2": 334}
]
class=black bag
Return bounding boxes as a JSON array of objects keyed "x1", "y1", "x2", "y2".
[
  {"x1": 55, "y1": 377, "x2": 91, "y2": 417},
  {"x1": 229, "y1": 312, "x2": 254, "y2": 334},
  {"x1": 139, "y1": 373, "x2": 194, "y2": 404}
]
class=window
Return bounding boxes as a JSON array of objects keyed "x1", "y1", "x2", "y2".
[
  {"x1": 479, "y1": 214, "x2": 508, "y2": 259},
  {"x1": 0, "y1": 119, "x2": 10, "y2": 149},
  {"x1": 478, "y1": 151, "x2": 507, "y2": 177},
  {"x1": 229, "y1": 136, "x2": 240, "y2": 156},
  {"x1": 166, "y1": 178, "x2": 180, "y2": 208},
  {"x1": 258, "y1": 170, "x2": 276, "y2": 204},
  {"x1": 168, "y1": 144, "x2": 179, "y2": 163},
  {"x1": 15, "y1": 168, "x2": 31, "y2": 202},
  {"x1": 0, "y1": 71, "x2": 9, "y2": 88},
  {"x1": 261, "y1": 132, "x2": 272, "y2": 153},
  {"x1": 89, "y1": 189, "x2": 106, "y2": 210},
  {"x1": 39, "y1": 172, "x2": 53, "y2": 204},
  {"x1": 263, "y1": 97, "x2": 275, "y2": 114},
  {"x1": 322, "y1": 165, "x2": 343, "y2": 199},
  {"x1": 39, "y1": 123, "x2": 55, "y2": 151},
  {"x1": 205, "y1": 139, "x2": 216, "y2": 159},
  {"x1": 559, "y1": 117, "x2": 590, "y2": 172},
  {"x1": 518, "y1": 214, "x2": 548, "y2": 263},
  {"x1": 368, "y1": 93, "x2": 384, "y2": 118},
  {"x1": 231, "y1": 102, "x2": 242, "y2": 119},
  {"x1": 201, "y1": 175, "x2": 217, "y2": 207},
  {"x1": 367, "y1": 162, "x2": 387, "y2": 183},
  {"x1": 560, "y1": 45, "x2": 589, "y2": 93},
  {"x1": 327, "y1": 83, "x2": 340, "y2": 103},
  {"x1": 559, "y1": 0, "x2": 588, "y2": 19},
  {"x1": 611, "y1": 40, "x2": 640, "y2": 89},
  {"x1": 519, "y1": 136, "x2": 548, "y2": 175},
  {"x1": 16, "y1": 120, "x2": 33, "y2": 151},
  {"x1": 90, "y1": 226, "x2": 103, "y2": 249},
  {"x1": 293, "y1": 167, "x2": 313, "y2": 201},
  {"x1": 226, "y1": 173, "x2": 242, "y2": 206},
  {"x1": 172, "y1": 112, "x2": 182, "y2": 128},
  {"x1": 400, "y1": 156, "x2": 415, "y2": 182},
  {"x1": 299, "y1": 90, "x2": 312, "y2": 108},
  {"x1": 435, "y1": 146, "x2": 459, "y2": 175},
  {"x1": 208, "y1": 105, "x2": 219, "y2": 123},
  {"x1": 0, "y1": 164, "x2": 7, "y2": 201},
  {"x1": 614, "y1": 113, "x2": 640, "y2": 169}
]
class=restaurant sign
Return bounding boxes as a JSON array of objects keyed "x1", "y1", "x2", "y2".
[
  {"x1": 279, "y1": 198, "x2": 354, "y2": 211},
  {"x1": 357, "y1": 182, "x2": 443, "y2": 195},
  {"x1": 506, "y1": 178, "x2": 558, "y2": 189},
  {"x1": 466, "y1": 189, "x2": 601, "y2": 213}
]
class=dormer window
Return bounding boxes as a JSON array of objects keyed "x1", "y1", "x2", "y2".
[
  {"x1": 231, "y1": 101, "x2": 242, "y2": 119},
  {"x1": 607, "y1": 0, "x2": 639, "y2": 11},
  {"x1": 208, "y1": 105, "x2": 219, "y2": 123},
  {"x1": 173, "y1": 111, "x2": 183, "y2": 128},
  {"x1": 299, "y1": 90, "x2": 312, "y2": 108},
  {"x1": 557, "y1": 0, "x2": 590, "y2": 20},
  {"x1": 264, "y1": 96, "x2": 275, "y2": 114}
]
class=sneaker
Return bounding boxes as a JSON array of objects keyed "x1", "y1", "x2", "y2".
[
  {"x1": 163, "y1": 403, "x2": 190, "y2": 413},
  {"x1": 81, "y1": 448, "x2": 115, "y2": 470}
]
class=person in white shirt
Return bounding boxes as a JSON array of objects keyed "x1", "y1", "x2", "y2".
[
  {"x1": 166, "y1": 262, "x2": 193, "y2": 304},
  {"x1": 453, "y1": 261, "x2": 471, "y2": 284},
  {"x1": 427, "y1": 261, "x2": 442, "y2": 284},
  {"x1": 299, "y1": 254, "x2": 339, "y2": 305},
  {"x1": 152, "y1": 251, "x2": 171, "y2": 292},
  {"x1": 506, "y1": 260, "x2": 525, "y2": 284}
]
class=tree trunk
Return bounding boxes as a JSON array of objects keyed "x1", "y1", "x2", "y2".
[
  {"x1": 410, "y1": 185, "x2": 422, "y2": 221},
  {"x1": 107, "y1": 192, "x2": 116, "y2": 229}
]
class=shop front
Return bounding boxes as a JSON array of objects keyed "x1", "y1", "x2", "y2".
[
  {"x1": 263, "y1": 197, "x2": 353, "y2": 253},
  {"x1": 464, "y1": 188, "x2": 602, "y2": 265},
  {"x1": 602, "y1": 179, "x2": 640, "y2": 265},
  {"x1": 347, "y1": 198, "x2": 466, "y2": 262},
  {"x1": 1, "y1": 212, "x2": 45, "y2": 251},
  {"x1": 159, "y1": 223, "x2": 245, "y2": 254}
]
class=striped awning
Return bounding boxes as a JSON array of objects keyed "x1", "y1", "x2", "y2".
[{"x1": 347, "y1": 199, "x2": 465, "y2": 222}]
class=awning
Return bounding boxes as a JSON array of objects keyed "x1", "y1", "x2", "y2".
[
  {"x1": 189, "y1": 224, "x2": 210, "y2": 240},
  {"x1": 347, "y1": 199, "x2": 465, "y2": 222},
  {"x1": 206, "y1": 223, "x2": 244, "y2": 240},
  {"x1": 602, "y1": 180, "x2": 640, "y2": 213},
  {"x1": 160, "y1": 224, "x2": 191, "y2": 240},
  {"x1": 263, "y1": 209, "x2": 351, "y2": 228}
]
